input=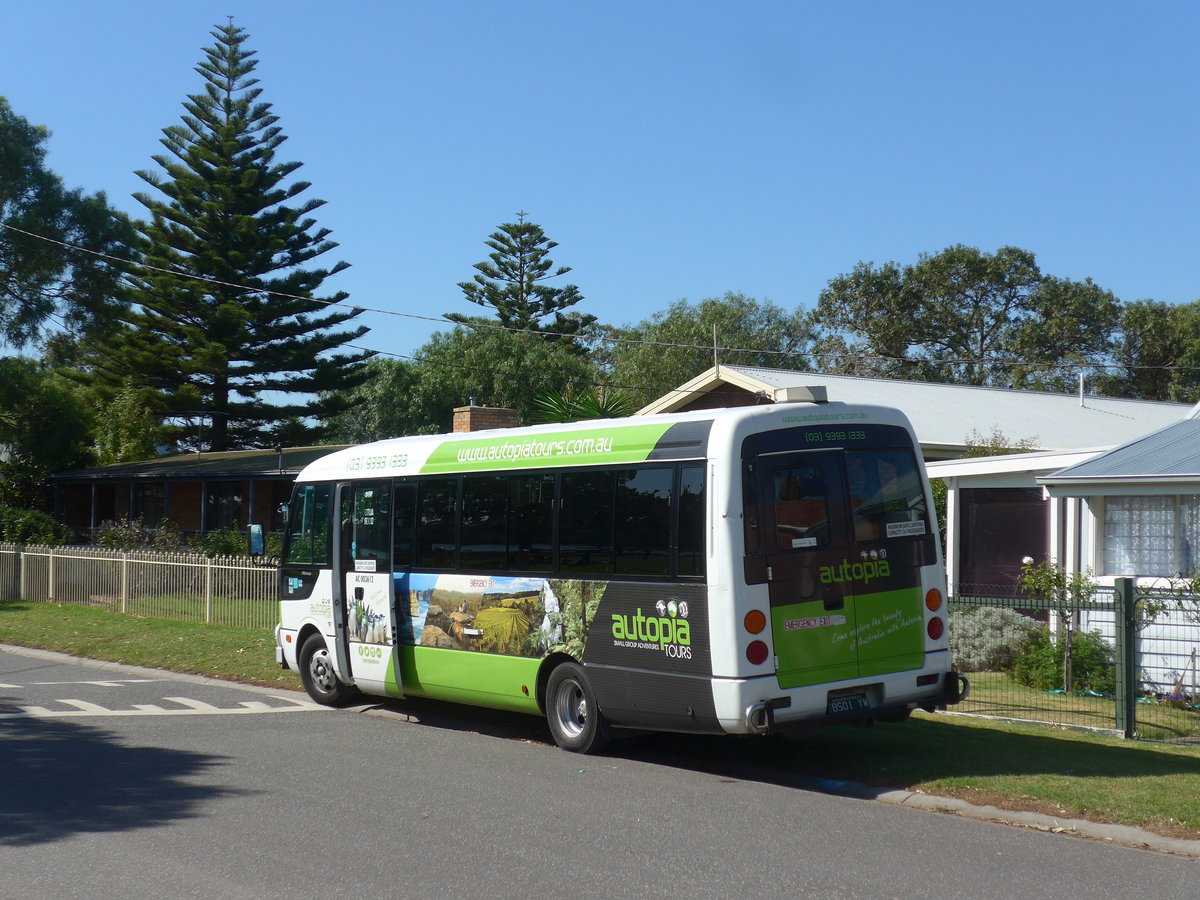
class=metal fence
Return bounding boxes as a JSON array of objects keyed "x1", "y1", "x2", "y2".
[
  {"x1": 949, "y1": 579, "x2": 1200, "y2": 742},
  {"x1": 0, "y1": 543, "x2": 279, "y2": 630}
]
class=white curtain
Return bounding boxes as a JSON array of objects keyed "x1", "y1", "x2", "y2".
[{"x1": 1104, "y1": 496, "x2": 1176, "y2": 576}]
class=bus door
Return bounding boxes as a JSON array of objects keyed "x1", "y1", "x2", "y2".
[
  {"x1": 337, "y1": 480, "x2": 401, "y2": 695},
  {"x1": 755, "y1": 451, "x2": 862, "y2": 689}
]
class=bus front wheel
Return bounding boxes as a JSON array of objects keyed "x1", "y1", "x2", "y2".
[
  {"x1": 546, "y1": 662, "x2": 610, "y2": 754},
  {"x1": 299, "y1": 633, "x2": 356, "y2": 707}
]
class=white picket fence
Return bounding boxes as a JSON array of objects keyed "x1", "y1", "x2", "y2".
[{"x1": 0, "y1": 543, "x2": 279, "y2": 630}]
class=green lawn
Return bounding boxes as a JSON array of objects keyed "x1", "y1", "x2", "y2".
[
  {"x1": 959, "y1": 670, "x2": 1200, "y2": 741},
  {"x1": 0, "y1": 598, "x2": 296, "y2": 687},
  {"x1": 3, "y1": 598, "x2": 1200, "y2": 840}
]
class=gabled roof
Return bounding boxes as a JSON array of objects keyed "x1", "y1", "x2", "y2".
[
  {"x1": 640, "y1": 365, "x2": 1190, "y2": 457},
  {"x1": 1040, "y1": 417, "x2": 1200, "y2": 489},
  {"x1": 927, "y1": 448, "x2": 1105, "y2": 479},
  {"x1": 50, "y1": 446, "x2": 349, "y2": 481}
]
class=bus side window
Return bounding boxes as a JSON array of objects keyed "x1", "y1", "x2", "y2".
[
  {"x1": 508, "y1": 473, "x2": 553, "y2": 572},
  {"x1": 393, "y1": 481, "x2": 416, "y2": 569},
  {"x1": 417, "y1": 478, "x2": 458, "y2": 568},
  {"x1": 350, "y1": 483, "x2": 391, "y2": 568},
  {"x1": 461, "y1": 475, "x2": 507, "y2": 570},
  {"x1": 677, "y1": 465, "x2": 706, "y2": 577},
  {"x1": 559, "y1": 470, "x2": 615, "y2": 575},
  {"x1": 285, "y1": 483, "x2": 331, "y2": 566},
  {"x1": 743, "y1": 462, "x2": 760, "y2": 554},
  {"x1": 614, "y1": 467, "x2": 672, "y2": 577}
]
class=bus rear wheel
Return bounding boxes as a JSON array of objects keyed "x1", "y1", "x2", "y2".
[
  {"x1": 546, "y1": 662, "x2": 610, "y2": 754},
  {"x1": 299, "y1": 633, "x2": 356, "y2": 706}
]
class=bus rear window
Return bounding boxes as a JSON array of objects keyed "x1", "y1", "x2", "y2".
[
  {"x1": 773, "y1": 464, "x2": 830, "y2": 550},
  {"x1": 845, "y1": 450, "x2": 929, "y2": 543}
]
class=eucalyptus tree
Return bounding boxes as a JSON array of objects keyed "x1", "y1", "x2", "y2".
[
  {"x1": 604, "y1": 292, "x2": 814, "y2": 408},
  {"x1": 0, "y1": 96, "x2": 134, "y2": 347},
  {"x1": 814, "y1": 245, "x2": 1120, "y2": 388}
]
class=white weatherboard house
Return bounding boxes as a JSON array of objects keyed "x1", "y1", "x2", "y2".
[
  {"x1": 1038, "y1": 407, "x2": 1200, "y2": 581},
  {"x1": 643, "y1": 366, "x2": 1192, "y2": 590}
]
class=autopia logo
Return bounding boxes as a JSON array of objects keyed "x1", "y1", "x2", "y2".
[
  {"x1": 611, "y1": 600, "x2": 692, "y2": 659},
  {"x1": 819, "y1": 557, "x2": 891, "y2": 586}
]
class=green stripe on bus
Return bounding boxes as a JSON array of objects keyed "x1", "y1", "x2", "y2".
[
  {"x1": 392, "y1": 645, "x2": 543, "y2": 715},
  {"x1": 419, "y1": 423, "x2": 674, "y2": 474}
]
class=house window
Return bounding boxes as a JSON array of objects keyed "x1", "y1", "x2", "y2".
[
  {"x1": 957, "y1": 488, "x2": 1048, "y2": 591},
  {"x1": 206, "y1": 482, "x2": 245, "y2": 531},
  {"x1": 1103, "y1": 495, "x2": 1200, "y2": 577}
]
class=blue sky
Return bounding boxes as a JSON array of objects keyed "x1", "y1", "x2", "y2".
[{"x1": 4, "y1": 1, "x2": 1198, "y2": 359}]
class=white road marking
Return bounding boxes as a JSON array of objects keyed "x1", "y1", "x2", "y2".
[
  {"x1": 29, "y1": 679, "x2": 159, "y2": 687},
  {"x1": 57, "y1": 699, "x2": 113, "y2": 713},
  {"x1": 2, "y1": 694, "x2": 327, "y2": 718}
]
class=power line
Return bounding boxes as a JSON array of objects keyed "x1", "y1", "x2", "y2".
[{"x1": 5, "y1": 219, "x2": 1200, "y2": 376}]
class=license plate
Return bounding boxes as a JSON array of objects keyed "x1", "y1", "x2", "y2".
[{"x1": 827, "y1": 693, "x2": 870, "y2": 715}]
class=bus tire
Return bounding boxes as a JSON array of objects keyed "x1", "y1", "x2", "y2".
[
  {"x1": 299, "y1": 633, "x2": 356, "y2": 706},
  {"x1": 546, "y1": 661, "x2": 610, "y2": 754}
]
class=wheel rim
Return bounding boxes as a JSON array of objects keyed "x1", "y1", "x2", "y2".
[
  {"x1": 308, "y1": 646, "x2": 339, "y2": 694},
  {"x1": 553, "y1": 678, "x2": 588, "y2": 740}
]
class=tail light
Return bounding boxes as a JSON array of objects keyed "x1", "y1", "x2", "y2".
[
  {"x1": 746, "y1": 640, "x2": 769, "y2": 665},
  {"x1": 927, "y1": 617, "x2": 945, "y2": 641},
  {"x1": 925, "y1": 589, "x2": 942, "y2": 611}
]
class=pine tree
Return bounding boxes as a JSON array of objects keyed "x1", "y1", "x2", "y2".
[
  {"x1": 452, "y1": 212, "x2": 594, "y2": 338},
  {"x1": 89, "y1": 22, "x2": 369, "y2": 451}
]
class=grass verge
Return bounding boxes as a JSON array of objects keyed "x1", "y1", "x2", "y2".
[
  {"x1": 0, "y1": 598, "x2": 298, "y2": 688},
  {"x1": 957, "y1": 670, "x2": 1200, "y2": 741},
  {"x1": 3, "y1": 598, "x2": 1200, "y2": 841}
]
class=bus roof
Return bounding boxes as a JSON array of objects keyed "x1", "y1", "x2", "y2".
[{"x1": 296, "y1": 402, "x2": 915, "y2": 483}]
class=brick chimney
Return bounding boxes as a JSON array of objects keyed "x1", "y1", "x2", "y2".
[{"x1": 452, "y1": 403, "x2": 520, "y2": 433}]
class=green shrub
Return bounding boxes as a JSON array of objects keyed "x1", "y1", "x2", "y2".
[
  {"x1": 1012, "y1": 627, "x2": 1115, "y2": 695},
  {"x1": 96, "y1": 517, "x2": 184, "y2": 551},
  {"x1": 949, "y1": 606, "x2": 1041, "y2": 672},
  {"x1": 195, "y1": 527, "x2": 281, "y2": 558},
  {"x1": 195, "y1": 526, "x2": 251, "y2": 558},
  {"x1": 0, "y1": 504, "x2": 73, "y2": 545}
]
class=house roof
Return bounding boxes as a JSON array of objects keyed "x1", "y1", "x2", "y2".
[
  {"x1": 1040, "y1": 417, "x2": 1200, "y2": 487},
  {"x1": 50, "y1": 445, "x2": 349, "y2": 482},
  {"x1": 927, "y1": 448, "x2": 1105, "y2": 480},
  {"x1": 641, "y1": 365, "x2": 1191, "y2": 457}
]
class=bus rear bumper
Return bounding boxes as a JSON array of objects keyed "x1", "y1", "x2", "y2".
[{"x1": 719, "y1": 651, "x2": 961, "y2": 735}]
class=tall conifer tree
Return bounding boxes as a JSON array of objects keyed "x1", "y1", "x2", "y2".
[{"x1": 92, "y1": 22, "x2": 369, "y2": 451}]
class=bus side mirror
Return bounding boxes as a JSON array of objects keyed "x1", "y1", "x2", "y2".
[{"x1": 249, "y1": 524, "x2": 265, "y2": 557}]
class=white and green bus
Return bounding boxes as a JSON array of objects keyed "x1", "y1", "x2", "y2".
[{"x1": 275, "y1": 399, "x2": 967, "y2": 753}]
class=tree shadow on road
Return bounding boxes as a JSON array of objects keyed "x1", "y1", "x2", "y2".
[{"x1": 0, "y1": 706, "x2": 239, "y2": 847}]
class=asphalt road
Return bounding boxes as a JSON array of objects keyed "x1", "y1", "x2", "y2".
[{"x1": 1, "y1": 647, "x2": 1195, "y2": 899}]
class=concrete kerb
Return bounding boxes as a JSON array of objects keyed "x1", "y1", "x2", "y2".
[{"x1": 4, "y1": 642, "x2": 1200, "y2": 857}]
